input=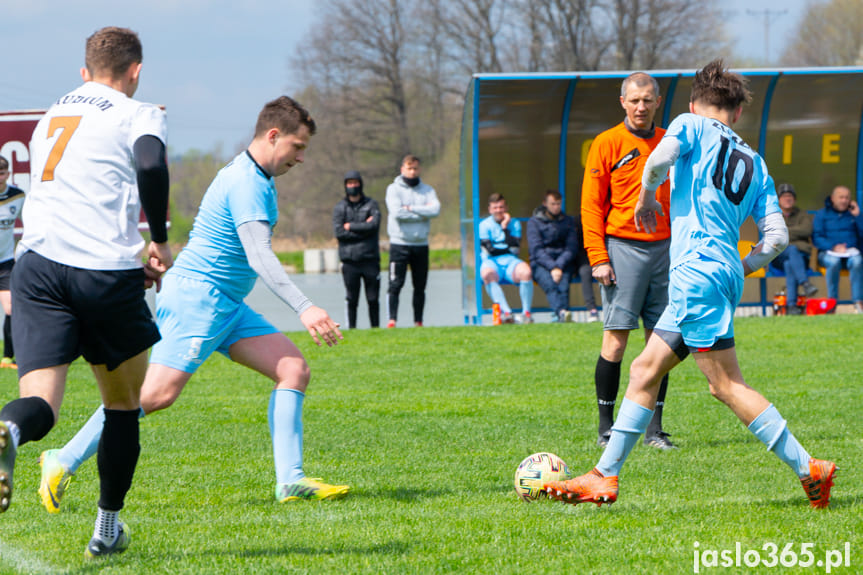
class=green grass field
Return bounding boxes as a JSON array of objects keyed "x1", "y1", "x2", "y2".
[{"x1": 0, "y1": 316, "x2": 859, "y2": 574}]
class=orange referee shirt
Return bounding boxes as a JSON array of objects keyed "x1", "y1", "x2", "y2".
[{"x1": 581, "y1": 121, "x2": 671, "y2": 267}]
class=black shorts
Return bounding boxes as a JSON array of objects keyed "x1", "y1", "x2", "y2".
[
  {"x1": 11, "y1": 250, "x2": 160, "y2": 376},
  {"x1": 0, "y1": 259, "x2": 13, "y2": 291}
]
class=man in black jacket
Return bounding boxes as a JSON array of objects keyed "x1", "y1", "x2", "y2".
[
  {"x1": 527, "y1": 190, "x2": 578, "y2": 322},
  {"x1": 333, "y1": 171, "x2": 382, "y2": 328}
]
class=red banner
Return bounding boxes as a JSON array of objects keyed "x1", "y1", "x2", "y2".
[{"x1": 0, "y1": 109, "x2": 168, "y2": 235}]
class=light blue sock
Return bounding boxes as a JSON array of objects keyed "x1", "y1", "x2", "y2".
[
  {"x1": 58, "y1": 405, "x2": 145, "y2": 474},
  {"x1": 518, "y1": 281, "x2": 533, "y2": 314},
  {"x1": 484, "y1": 281, "x2": 511, "y2": 313},
  {"x1": 269, "y1": 389, "x2": 305, "y2": 485},
  {"x1": 748, "y1": 404, "x2": 811, "y2": 477},
  {"x1": 597, "y1": 398, "x2": 653, "y2": 477}
]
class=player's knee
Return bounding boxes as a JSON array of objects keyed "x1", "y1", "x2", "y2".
[
  {"x1": 142, "y1": 388, "x2": 180, "y2": 413},
  {"x1": 628, "y1": 355, "x2": 654, "y2": 388},
  {"x1": 707, "y1": 381, "x2": 733, "y2": 405},
  {"x1": 277, "y1": 357, "x2": 310, "y2": 391},
  {"x1": 601, "y1": 337, "x2": 627, "y2": 362}
]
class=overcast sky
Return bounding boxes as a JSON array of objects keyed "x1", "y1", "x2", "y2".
[{"x1": 2, "y1": 0, "x2": 809, "y2": 155}]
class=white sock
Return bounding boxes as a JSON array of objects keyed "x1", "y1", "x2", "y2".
[{"x1": 94, "y1": 507, "x2": 119, "y2": 543}]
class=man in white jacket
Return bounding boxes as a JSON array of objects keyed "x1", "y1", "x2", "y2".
[{"x1": 385, "y1": 155, "x2": 440, "y2": 327}]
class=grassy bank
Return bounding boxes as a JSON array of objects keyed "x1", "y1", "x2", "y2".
[{"x1": 277, "y1": 248, "x2": 461, "y2": 272}]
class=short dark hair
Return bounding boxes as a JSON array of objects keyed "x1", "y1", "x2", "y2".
[
  {"x1": 621, "y1": 72, "x2": 660, "y2": 99},
  {"x1": 0, "y1": 156, "x2": 8, "y2": 171},
  {"x1": 401, "y1": 154, "x2": 421, "y2": 166},
  {"x1": 544, "y1": 189, "x2": 562, "y2": 201},
  {"x1": 85, "y1": 27, "x2": 143, "y2": 79},
  {"x1": 254, "y1": 96, "x2": 317, "y2": 138},
  {"x1": 691, "y1": 59, "x2": 752, "y2": 111},
  {"x1": 488, "y1": 193, "x2": 505, "y2": 204}
]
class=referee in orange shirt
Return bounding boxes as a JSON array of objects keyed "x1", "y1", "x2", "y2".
[{"x1": 581, "y1": 72, "x2": 675, "y2": 450}]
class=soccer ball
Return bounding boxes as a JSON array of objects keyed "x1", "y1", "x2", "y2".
[{"x1": 514, "y1": 452, "x2": 570, "y2": 502}]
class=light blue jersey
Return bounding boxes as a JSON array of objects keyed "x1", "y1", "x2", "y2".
[
  {"x1": 171, "y1": 151, "x2": 278, "y2": 301},
  {"x1": 478, "y1": 216, "x2": 521, "y2": 263},
  {"x1": 655, "y1": 113, "x2": 780, "y2": 347},
  {"x1": 664, "y1": 113, "x2": 780, "y2": 270}
]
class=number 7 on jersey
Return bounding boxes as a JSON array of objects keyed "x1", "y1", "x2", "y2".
[{"x1": 41, "y1": 116, "x2": 82, "y2": 182}]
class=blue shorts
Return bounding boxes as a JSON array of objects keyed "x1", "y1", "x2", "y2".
[
  {"x1": 654, "y1": 255, "x2": 742, "y2": 349},
  {"x1": 149, "y1": 273, "x2": 280, "y2": 373},
  {"x1": 481, "y1": 254, "x2": 524, "y2": 283}
]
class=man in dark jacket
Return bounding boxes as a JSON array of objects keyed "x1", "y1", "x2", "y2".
[
  {"x1": 333, "y1": 171, "x2": 382, "y2": 328},
  {"x1": 769, "y1": 183, "x2": 818, "y2": 314},
  {"x1": 527, "y1": 190, "x2": 577, "y2": 322},
  {"x1": 812, "y1": 185, "x2": 863, "y2": 313}
]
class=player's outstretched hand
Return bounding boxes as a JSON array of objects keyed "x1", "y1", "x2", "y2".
[
  {"x1": 634, "y1": 192, "x2": 664, "y2": 234},
  {"x1": 144, "y1": 241, "x2": 174, "y2": 292},
  {"x1": 300, "y1": 306, "x2": 343, "y2": 348}
]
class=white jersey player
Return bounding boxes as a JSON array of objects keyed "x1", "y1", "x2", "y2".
[
  {"x1": 23, "y1": 79, "x2": 166, "y2": 269},
  {"x1": 0, "y1": 26, "x2": 172, "y2": 559}
]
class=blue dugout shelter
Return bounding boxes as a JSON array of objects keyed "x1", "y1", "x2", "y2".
[{"x1": 459, "y1": 67, "x2": 863, "y2": 324}]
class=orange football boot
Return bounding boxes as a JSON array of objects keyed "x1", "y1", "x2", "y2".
[
  {"x1": 800, "y1": 458, "x2": 837, "y2": 509},
  {"x1": 544, "y1": 468, "x2": 618, "y2": 507}
]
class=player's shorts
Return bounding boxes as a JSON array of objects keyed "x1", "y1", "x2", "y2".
[
  {"x1": 149, "y1": 273, "x2": 280, "y2": 373},
  {"x1": 0, "y1": 259, "x2": 13, "y2": 290},
  {"x1": 601, "y1": 236, "x2": 670, "y2": 331},
  {"x1": 654, "y1": 254, "x2": 743, "y2": 349},
  {"x1": 480, "y1": 254, "x2": 524, "y2": 284},
  {"x1": 11, "y1": 250, "x2": 160, "y2": 376}
]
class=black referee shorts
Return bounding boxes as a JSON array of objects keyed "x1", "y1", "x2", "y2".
[{"x1": 11, "y1": 250, "x2": 160, "y2": 376}]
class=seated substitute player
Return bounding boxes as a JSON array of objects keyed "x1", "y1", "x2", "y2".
[
  {"x1": 545, "y1": 59, "x2": 837, "y2": 509},
  {"x1": 479, "y1": 193, "x2": 533, "y2": 323},
  {"x1": 0, "y1": 26, "x2": 173, "y2": 558},
  {"x1": 38, "y1": 96, "x2": 349, "y2": 514}
]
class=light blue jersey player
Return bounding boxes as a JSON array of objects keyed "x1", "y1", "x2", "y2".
[
  {"x1": 649, "y1": 111, "x2": 781, "y2": 348},
  {"x1": 38, "y1": 97, "x2": 352, "y2": 514},
  {"x1": 547, "y1": 60, "x2": 837, "y2": 510},
  {"x1": 478, "y1": 193, "x2": 533, "y2": 322}
]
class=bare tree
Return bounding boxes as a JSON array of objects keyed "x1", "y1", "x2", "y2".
[
  {"x1": 603, "y1": 0, "x2": 730, "y2": 70},
  {"x1": 639, "y1": 0, "x2": 731, "y2": 69},
  {"x1": 435, "y1": 0, "x2": 513, "y2": 74},
  {"x1": 298, "y1": 0, "x2": 414, "y2": 159},
  {"x1": 270, "y1": 0, "x2": 739, "y2": 242},
  {"x1": 781, "y1": 0, "x2": 863, "y2": 66},
  {"x1": 523, "y1": 1, "x2": 548, "y2": 72},
  {"x1": 525, "y1": 0, "x2": 611, "y2": 71},
  {"x1": 610, "y1": 0, "x2": 641, "y2": 68},
  {"x1": 415, "y1": 0, "x2": 456, "y2": 159}
]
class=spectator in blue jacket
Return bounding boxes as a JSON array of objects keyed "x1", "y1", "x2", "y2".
[
  {"x1": 527, "y1": 190, "x2": 577, "y2": 322},
  {"x1": 812, "y1": 185, "x2": 863, "y2": 313}
]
